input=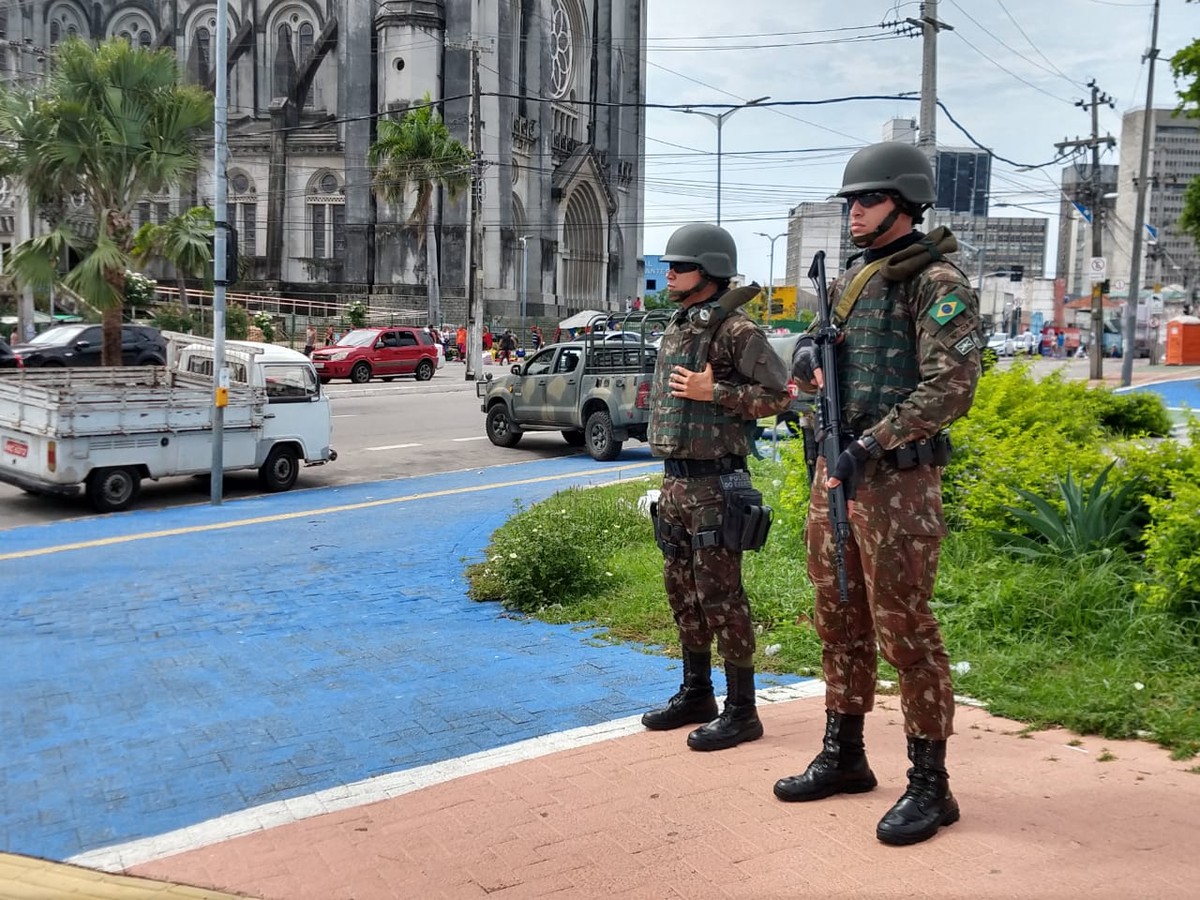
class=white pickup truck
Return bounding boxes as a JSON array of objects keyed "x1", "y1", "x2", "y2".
[{"x1": 0, "y1": 332, "x2": 336, "y2": 512}]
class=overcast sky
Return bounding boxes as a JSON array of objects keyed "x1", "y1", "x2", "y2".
[{"x1": 641, "y1": 0, "x2": 1198, "y2": 284}]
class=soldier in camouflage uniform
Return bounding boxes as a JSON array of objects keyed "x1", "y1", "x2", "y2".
[
  {"x1": 642, "y1": 223, "x2": 792, "y2": 752},
  {"x1": 771, "y1": 142, "x2": 982, "y2": 846}
]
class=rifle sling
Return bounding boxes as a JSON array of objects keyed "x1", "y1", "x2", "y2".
[{"x1": 831, "y1": 258, "x2": 888, "y2": 325}]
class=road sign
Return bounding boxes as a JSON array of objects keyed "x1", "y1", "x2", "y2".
[
  {"x1": 1150, "y1": 315, "x2": 1161, "y2": 329},
  {"x1": 1088, "y1": 257, "x2": 1107, "y2": 282},
  {"x1": 1149, "y1": 293, "x2": 1164, "y2": 314},
  {"x1": 1113, "y1": 279, "x2": 1127, "y2": 291}
]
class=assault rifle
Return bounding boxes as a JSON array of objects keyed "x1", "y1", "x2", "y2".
[{"x1": 807, "y1": 250, "x2": 851, "y2": 604}]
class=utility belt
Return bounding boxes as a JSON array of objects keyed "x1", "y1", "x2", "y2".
[
  {"x1": 662, "y1": 455, "x2": 746, "y2": 478},
  {"x1": 816, "y1": 430, "x2": 953, "y2": 470},
  {"x1": 651, "y1": 468, "x2": 772, "y2": 557}
]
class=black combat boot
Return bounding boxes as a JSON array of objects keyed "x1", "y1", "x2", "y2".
[
  {"x1": 686, "y1": 662, "x2": 764, "y2": 751},
  {"x1": 773, "y1": 710, "x2": 878, "y2": 802},
  {"x1": 642, "y1": 648, "x2": 719, "y2": 731},
  {"x1": 875, "y1": 737, "x2": 960, "y2": 846}
]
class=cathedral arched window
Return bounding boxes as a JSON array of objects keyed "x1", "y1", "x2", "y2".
[
  {"x1": 272, "y1": 8, "x2": 319, "y2": 108},
  {"x1": 47, "y1": 3, "x2": 85, "y2": 46},
  {"x1": 110, "y1": 9, "x2": 156, "y2": 49},
  {"x1": 307, "y1": 171, "x2": 345, "y2": 260},
  {"x1": 548, "y1": 0, "x2": 576, "y2": 101},
  {"x1": 196, "y1": 27, "x2": 211, "y2": 84},
  {"x1": 230, "y1": 170, "x2": 258, "y2": 257}
]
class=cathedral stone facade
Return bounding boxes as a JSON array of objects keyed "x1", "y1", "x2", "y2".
[{"x1": 1, "y1": 1, "x2": 647, "y2": 323}]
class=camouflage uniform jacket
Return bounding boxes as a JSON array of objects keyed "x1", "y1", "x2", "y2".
[
  {"x1": 831, "y1": 249, "x2": 982, "y2": 450},
  {"x1": 648, "y1": 300, "x2": 792, "y2": 459}
]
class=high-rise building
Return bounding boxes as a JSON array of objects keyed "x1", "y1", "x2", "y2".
[
  {"x1": 785, "y1": 200, "x2": 847, "y2": 312},
  {"x1": 1111, "y1": 108, "x2": 1200, "y2": 292},
  {"x1": 923, "y1": 210, "x2": 1048, "y2": 289},
  {"x1": 934, "y1": 148, "x2": 991, "y2": 217}
]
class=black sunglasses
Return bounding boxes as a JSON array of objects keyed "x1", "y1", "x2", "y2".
[
  {"x1": 847, "y1": 191, "x2": 894, "y2": 209},
  {"x1": 667, "y1": 261, "x2": 700, "y2": 274}
]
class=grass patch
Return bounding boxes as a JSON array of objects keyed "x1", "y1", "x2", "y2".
[{"x1": 466, "y1": 370, "x2": 1200, "y2": 758}]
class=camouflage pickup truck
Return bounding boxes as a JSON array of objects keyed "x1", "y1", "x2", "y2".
[{"x1": 476, "y1": 313, "x2": 669, "y2": 461}]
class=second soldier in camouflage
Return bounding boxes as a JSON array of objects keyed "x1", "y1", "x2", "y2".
[{"x1": 773, "y1": 142, "x2": 982, "y2": 847}]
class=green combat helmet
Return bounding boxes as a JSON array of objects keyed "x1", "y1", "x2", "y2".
[
  {"x1": 836, "y1": 141, "x2": 936, "y2": 207},
  {"x1": 661, "y1": 223, "x2": 738, "y2": 280}
]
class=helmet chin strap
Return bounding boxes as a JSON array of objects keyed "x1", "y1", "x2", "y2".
[
  {"x1": 670, "y1": 272, "x2": 712, "y2": 305},
  {"x1": 850, "y1": 206, "x2": 902, "y2": 249}
]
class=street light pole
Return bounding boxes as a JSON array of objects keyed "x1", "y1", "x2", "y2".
[
  {"x1": 676, "y1": 96, "x2": 769, "y2": 225},
  {"x1": 518, "y1": 235, "x2": 530, "y2": 347},
  {"x1": 754, "y1": 230, "x2": 786, "y2": 329}
]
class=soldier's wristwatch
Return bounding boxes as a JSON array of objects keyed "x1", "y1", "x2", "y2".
[{"x1": 859, "y1": 435, "x2": 884, "y2": 460}]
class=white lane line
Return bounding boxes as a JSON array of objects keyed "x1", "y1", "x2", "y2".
[
  {"x1": 451, "y1": 435, "x2": 489, "y2": 442},
  {"x1": 363, "y1": 443, "x2": 422, "y2": 452},
  {"x1": 332, "y1": 414, "x2": 357, "y2": 419},
  {"x1": 67, "y1": 680, "x2": 826, "y2": 872}
]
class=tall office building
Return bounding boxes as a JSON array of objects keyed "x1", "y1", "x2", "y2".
[
  {"x1": 1111, "y1": 108, "x2": 1200, "y2": 292},
  {"x1": 784, "y1": 200, "x2": 847, "y2": 312},
  {"x1": 923, "y1": 210, "x2": 1048, "y2": 287},
  {"x1": 934, "y1": 148, "x2": 991, "y2": 217}
]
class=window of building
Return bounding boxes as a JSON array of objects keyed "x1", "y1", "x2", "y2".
[
  {"x1": 275, "y1": 13, "x2": 317, "y2": 107},
  {"x1": 229, "y1": 171, "x2": 258, "y2": 257},
  {"x1": 307, "y1": 172, "x2": 345, "y2": 260},
  {"x1": 196, "y1": 27, "x2": 211, "y2": 84}
]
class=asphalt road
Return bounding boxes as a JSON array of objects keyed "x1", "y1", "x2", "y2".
[{"x1": 0, "y1": 364, "x2": 583, "y2": 529}]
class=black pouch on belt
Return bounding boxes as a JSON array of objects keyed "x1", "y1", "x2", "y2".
[{"x1": 718, "y1": 471, "x2": 773, "y2": 552}]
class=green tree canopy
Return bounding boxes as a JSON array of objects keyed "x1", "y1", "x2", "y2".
[
  {"x1": 0, "y1": 37, "x2": 212, "y2": 362},
  {"x1": 369, "y1": 93, "x2": 471, "y2": 325}
]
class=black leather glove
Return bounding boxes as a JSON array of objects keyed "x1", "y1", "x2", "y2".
[
  {"x1": 830, "y1": 439, "x2": 873, "y2": 500},
  {"x1": 791, "y1": 336, "x2": 820, "y2": 383}
]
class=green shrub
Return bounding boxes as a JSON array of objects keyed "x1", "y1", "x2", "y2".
[
  {"x1": 944, "y1": 365, "x2": 1111, "y2": 531},
  {"x1": 1139, "y1": 476, "x2": 1200, "y2": 624},
  {"x1": 1089, "y1": 390, "x2": 1173, "y2": 437},
  {"x1": 225, "y1": 303, "x2": 249, "y2": 340},
  {"x1": 467, "y1": 482, "x2": 653, "y2": 612},
  {"x1": 251, "y1": 310, "x2": 276, "y2": 343},
  {"x1": 151, "y1": 303, "x2": 196, "y2": 334}
]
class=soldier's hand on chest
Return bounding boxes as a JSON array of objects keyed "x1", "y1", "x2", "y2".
[{"x1": 670, "y1": 363, "x2": 715, "y2": 401}]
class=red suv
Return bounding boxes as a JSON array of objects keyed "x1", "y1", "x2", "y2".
[{"x1": 311, "y1": 326, "x2": 439, "y2": 384}]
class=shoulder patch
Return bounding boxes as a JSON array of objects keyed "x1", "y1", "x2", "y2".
[
  {"x1": 954, "y1": 333, "x2": 981, "y2": 356},
  {"x1": 929, "y1": 294, "x2": 967, "y2": 327}
]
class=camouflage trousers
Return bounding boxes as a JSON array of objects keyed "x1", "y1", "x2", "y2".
[
  {"x1": 658, "y1": 474, "x2": 756, "y2": 662},
  {"x1": 806, "y1": 457, "x2": 955, "y2": 740}
]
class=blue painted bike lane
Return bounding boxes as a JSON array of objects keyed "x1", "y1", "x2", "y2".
[{"x1": 1, "y1": 451, "x2": 801, "y2": 861}]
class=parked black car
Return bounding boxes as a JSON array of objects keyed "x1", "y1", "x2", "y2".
[
  {"x1": 0, "y1": 335, "x2": 22, "y2": 369},
  {"x1": 11, "y1": 324, "x2": 168, "y2": 368}
]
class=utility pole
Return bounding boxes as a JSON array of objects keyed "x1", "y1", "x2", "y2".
[
  {"x1": 1057, "y1": 81, "x2": 1115, "y2": 381},
  {"x1": 1122, "y1": 0, "x2": 1161, "y2": 388},
  {"x1": 754, "y1": 231, "x2": 786, "y2": 329},
  {"x1": 210, "y1": 0, "x2": 230, "y2": 505},
  {"x1": 906, "y1": 1, "x2": 953, "y2": 165},
  {"x1": 446, "y1": 28, "x2": 492, "y2": 381}
]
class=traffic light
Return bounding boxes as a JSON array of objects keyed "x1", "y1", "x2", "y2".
[
  {"x1": 1100, "y1": 279, "x2": 1110, "y2": 294},
  {"x1": 1009, "y1": 264, "x2": 1024, "y2": 282}
]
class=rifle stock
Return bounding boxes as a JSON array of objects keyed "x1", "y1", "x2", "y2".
[{"x1": 807, "y1": 251, "x2": 851, "y2": 603}]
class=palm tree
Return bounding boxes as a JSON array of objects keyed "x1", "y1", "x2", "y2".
[
  {"x1": 0, "y1": 37, "x2": 212, "y2": 364},
  {"x1": 368, "y1": 94, "x2": 471, "y2": 326},
  {"x1": 132, "y1": 206, "x2": 215, "y2": 312}
]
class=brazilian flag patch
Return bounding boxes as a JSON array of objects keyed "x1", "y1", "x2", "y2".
[{"x1": 929, "y1": 294, "x2": 966, "y2": 327}]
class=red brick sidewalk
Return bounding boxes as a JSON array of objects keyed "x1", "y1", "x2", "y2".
[{"x1": 128, "y1": 694, "x2": 1199, "y2": 900}]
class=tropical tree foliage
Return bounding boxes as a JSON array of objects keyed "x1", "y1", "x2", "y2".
[
  {"x1": 368, "y1": 94, "x2": 471, "y2": 326},
  {"x1": 1170, "y1": 10, "x2": 1200, "y2": 248},
  {"x1": 132, "y1": 206, "x2": 215, "y2": 312},
  {"x1": 0, "y1": 37, "x2": 212, "y2": 363}
]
